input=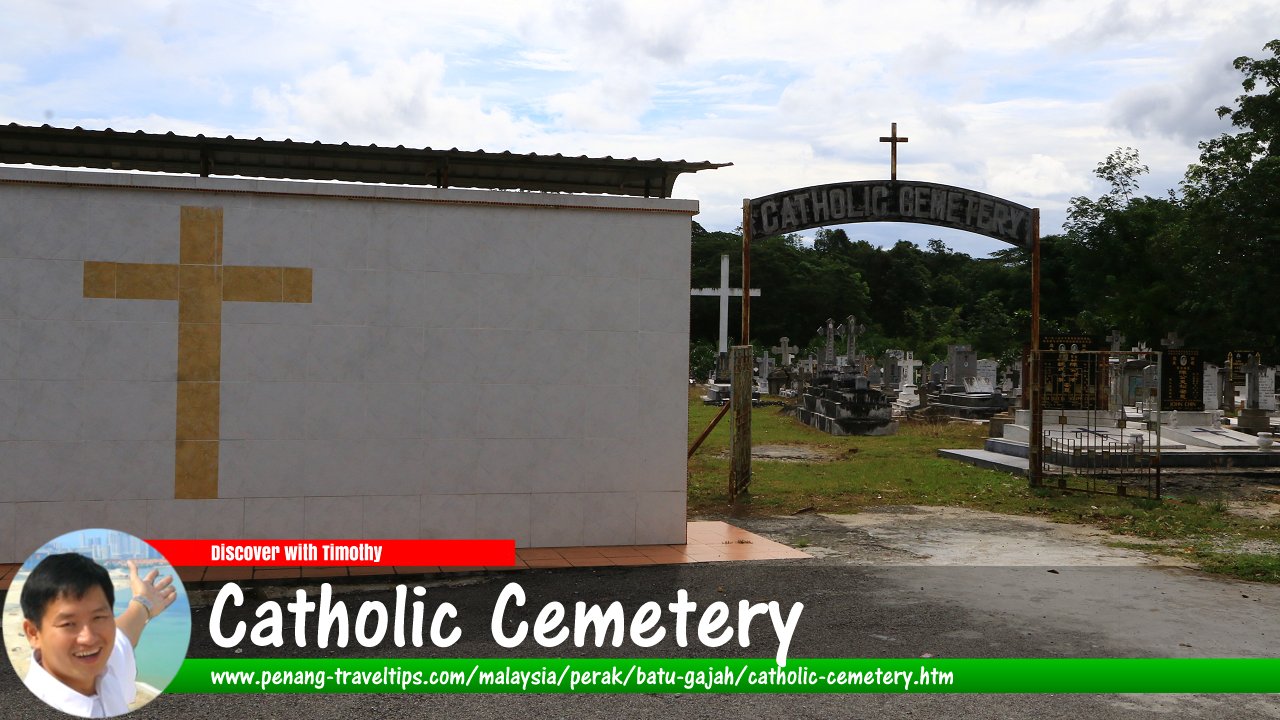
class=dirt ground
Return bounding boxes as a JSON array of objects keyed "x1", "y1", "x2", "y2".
[
  {"x1": 705, "y1": 441, "x2": 1280, "y2": 568},
  {"x1": 699, "y1": 498, "x2": 1280, "y2": 573},
  {"x1": 704, "y1": 506, "x2": 1196, "y2": 568}
]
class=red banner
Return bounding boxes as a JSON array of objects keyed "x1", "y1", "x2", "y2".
[{"x1": 147, "y1": 539, "x2": 515, "y2": 567}]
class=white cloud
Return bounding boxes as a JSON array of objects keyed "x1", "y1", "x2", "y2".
[
  {"x1": 250, "y1": 52, "x2": 538, "y2": 150},
  {"x1": 0, "y1": 63, "x2": 23, "y2": 83},
  {"x1": 2, "y1": 0, "x2": 1278, "y2": 253},
  {"x1": 545, "y1": 76, "x2": 655, "y2": 132},
  {"x1": 986, "y1": 154, "x2": 1091, "y2": 199}
]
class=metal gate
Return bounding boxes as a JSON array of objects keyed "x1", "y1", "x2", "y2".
[{"x1": 1033, "y1": 349, "x2": 1162, "y2": 498}]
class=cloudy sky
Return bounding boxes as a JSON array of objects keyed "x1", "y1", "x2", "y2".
[{"x1": 2, "y1": 0, "x2": 1276, "y2": 256}]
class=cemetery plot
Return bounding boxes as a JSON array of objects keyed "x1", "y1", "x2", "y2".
[{"x1": 1035, "y1": 348, "x2": 1162, "y2": 499}]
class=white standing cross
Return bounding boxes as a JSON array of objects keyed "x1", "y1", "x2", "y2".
[
  {"x1": 899, "y1": 351, "x2": 923, "y2": 386},
  {"x1": 771, "y1": 337, "x2": 796, "y2": 366},
  {"x1": 691, "y1": 254, "x2": 762, "y2": 355}
]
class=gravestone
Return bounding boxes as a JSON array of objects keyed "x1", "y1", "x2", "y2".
[
  {"x1": 1121, "y1": 359, "x2": 1155, "y2": 408},
  {"x1": 1238, "y1": 354, "x2": 1271, "y2": 432},
  {"x1": 899, "y1": 352, "x2": 923, "y2": 386},
  {"x1": 1260, "y1": 368, "x2": 1277, "y2": 412},
  {"x1": 1226, "y1": 350, "x2": 1254, "y2": 407},
  {"x1": 816, "y1": 319, "x2": 839, "y2": 368},
  {"x1": 929, "y1": 361, "x2": 947, "y2": 387},
  {"x1": 1040, "y1": 335, "x2": 1101, "y2": 410},
  {"x1": 756, "y1": 353, "x2": 774, "y2": 381},
  {"x1": 930, "y1": 352, "x2": 1009, "y2": 418},
  {"x1": 1203, "y1": 363, "x2": 1221, "y2": 412},
  {"x1": 946, "y1": 344, "x2": 977, "y2": 390},
  {"x1": 1161, "y1": 349, "x2": 1204, "y2": 412},
  {"x1": 1243, "y1": 360, "x2": 1276, "y2": 411},
  {"x1": 1244, "y1": 355, "x2": 1264, "y2": 409},
  {"x1": 882, "y1": 349, "x2": 906, "y2": 388},
  {"x1": 895, "y1": 381, "x2": 921, "y2": 410},
  {"x1": 767, "y1": 367, "x2": 789, "y2": 396},
  {"x1": 1138, "y1": 364, "x2": 1160, "y2": 411},
  {"x1": 840, "y1": 315, "x2": 867, "y2": 366},
  {"x1": 976, "y1": 359, "x2": 999, "y2": 391},
  {"x1": 771, "y1": 337, "x2": 796, "y2": 367}
]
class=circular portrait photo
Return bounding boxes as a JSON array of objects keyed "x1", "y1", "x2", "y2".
[{"x1": 3, "y1": 528, "x2": 191, "y2": 717}]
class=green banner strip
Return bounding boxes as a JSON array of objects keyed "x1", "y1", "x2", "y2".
[{"x1": 169, "y1": 658, "x2": 1280, "y2": 694}]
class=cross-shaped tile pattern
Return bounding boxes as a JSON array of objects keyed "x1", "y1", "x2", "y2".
[{"x1": 83, "y1": 206, "x2": 313, "y2": 499}]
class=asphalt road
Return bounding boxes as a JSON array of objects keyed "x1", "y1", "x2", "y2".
[{"x1": 5, "y1": 552, "x2": 1279, "y2": 719}]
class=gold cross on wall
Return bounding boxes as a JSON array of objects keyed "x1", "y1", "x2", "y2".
[
  {"x1": 879, "y1": 122, "x2": 909, "y2": 181},
  {"x1": 82, "y1": 206, "x2": 313, "y2": 499}
]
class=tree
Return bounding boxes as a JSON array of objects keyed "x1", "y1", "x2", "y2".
[
  {"x1": 813, "y1": 228, "x2": 852, "y2": 255},
  {"x1": 1179, "y1": 39, "x2": 1280, "y2": 359},
  {"x1": 1064, "y1": 147, "x2": 1150, "y2": 244},
  {"x1": 689, "y1": 339, "x2": 717, "y2": 382},
  {"x1": 1183, "y1": 39, "x2": 1280, "y2": 201}
]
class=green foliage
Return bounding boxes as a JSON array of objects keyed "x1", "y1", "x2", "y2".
[
  {"x1": 692, "y1": 223, "x2": 1029, "y2": 366},
  {"x1": 689, "y1": 338, "x2": 717, "y2": 382}
]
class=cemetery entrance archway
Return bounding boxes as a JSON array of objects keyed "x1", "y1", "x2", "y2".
[{"x1": 731, "y1": 179, "x2": 1046, "y2": 494}]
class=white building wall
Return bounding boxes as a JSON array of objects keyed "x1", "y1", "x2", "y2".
[{"x1": 0, "y1": 167, "x2": 693, "y2": 561}]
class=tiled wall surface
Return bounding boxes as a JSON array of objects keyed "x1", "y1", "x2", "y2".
[{"x1": 0, "y1": 168, "x2": 694, "y2": 561}]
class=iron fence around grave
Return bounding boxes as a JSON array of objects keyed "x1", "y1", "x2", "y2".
[{"x1": 1034, "y1": 349, "x2": 1162, "y2": 499}]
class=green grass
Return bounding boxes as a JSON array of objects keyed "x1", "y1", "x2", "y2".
[
  {"x1": 686, "y1": 389, "x2": 1280, "y2": 583},
  {"x1": 1196, "y1": 553, "x2": 1280, "y2": 583}
]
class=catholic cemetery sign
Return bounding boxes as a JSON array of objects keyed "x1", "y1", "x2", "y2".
[
  {"x1": 748, "y1": 180, "x2": 1035, "y2": 248},
  {"x1": 733, "y1": 123, "x2": 1047, "y2": 487}
]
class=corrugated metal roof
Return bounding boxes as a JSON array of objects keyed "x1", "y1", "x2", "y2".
[{"x1": 0, "y1": 124, "x2": 729, "y2": 198}]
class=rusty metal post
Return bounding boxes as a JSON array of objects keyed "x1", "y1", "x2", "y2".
[
  {"x1": 741, "y1": 199, "x2": 751, "y2": 345},
  {"x1": 729, "y1": 346, "x2": 753, "y2": 500},
  {"x1": 728, "y1": 199, "x2": 753, "y2": 501},
  {"x1": 688, "y1": 401, "x2": 731, "y2": 459},
  {"x1": 1029, "y1": 209, "x2": 1043, "y2": 487}
]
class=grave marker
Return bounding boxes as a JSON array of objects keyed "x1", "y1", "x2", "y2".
[
  {"x1": 841, "y1": 315, "x2": 867, "y2": 365},
  {"x1": 1161, "y1": 349, "x2": 1203, "y2": 411},
  {"x1": 816, "y1": 318, "x2": 839, "y2": 367},
  {"x1": 1039, "y1": 335, "x2": 1101, "y2": 410},
  {"x1": 1203, "y1": 363, "x2": 1221, "y2": 412},
  {"x1": 692, "y1": 254, "x2": 761, "y2": 356},
  {"x1": 771, "y1": 337, "x2": 796, "y2": 367}
]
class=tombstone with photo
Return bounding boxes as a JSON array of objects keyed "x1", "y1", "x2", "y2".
[
  {"x1": 1040, "y1": 334, "x2": 1102, "y2": 411},
  {"x1": 1160, "y1": 349, "x2": 1204, "y2": 412}
]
